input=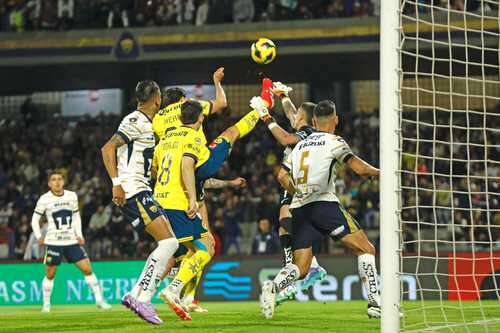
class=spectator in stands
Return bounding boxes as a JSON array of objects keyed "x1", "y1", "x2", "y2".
[
  {"x1": 251, "y1": 217, "x2": 279, "y2": 255},
  {"x1": 57, "y1": 0, "x2": 74, "y2": 30},
  {"x1": 195, "y1": 0, "x2": 208, "y2": 26},
  {"x1": 87, "y1": 204, "x2": 111, "y2": 256},
  {"x1": 40, "y1": 0, "x2": 58, "y2": 29},
  {"x1": 107, "y1": 1, "x2": 129, "y2": 28},
  {"x1": 156, "y1": 0, "x2": 177, "y2": 26},
  {"x1": 135, "y1": 0, "x2": 157, "y2": 27},
  {"x1": 233, "y1": 0, "x2": 254, "y2": 23},
  {"x1": 223, "y1": 193, "x2": 243, "y2": 255}
]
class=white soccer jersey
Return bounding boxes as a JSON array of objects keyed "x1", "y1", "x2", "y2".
[
  {"x1": 32, "y1": 190, "x2": 82, "y2": 246},
  {"x1": 116, "y1": 111, "x2": 156, "y2": 199},
  {"x1": 284, "y1": 132, "x2": 354, "y2": 209}
]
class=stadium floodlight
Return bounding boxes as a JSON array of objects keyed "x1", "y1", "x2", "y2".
[{"x1": 381, "y1": 1, "x2": 500, "y2": 332}]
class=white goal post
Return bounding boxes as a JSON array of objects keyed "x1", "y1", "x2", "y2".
[{"x1": 380, "y1": 1, "x2": 500, "y2": 332}]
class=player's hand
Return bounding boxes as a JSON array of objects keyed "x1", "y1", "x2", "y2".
[
  {"x1": 186, "y1": 198, "x2": 199, "y2": 219},
  {"x1": 112, "y1": 185, "x2": 126, "y2": 207},
  {"x1": 37, "y1": 238, "x2": 44, "y2": 246},
  {"x1": 230, "y1": 177, "x2": 247, "y2": 189},
  {"x1": 213, "y1": 67, "x2": 224, "y2": 83},
  {"x1": 77, "y1": 237, "x2": 85, "y2": 246}
]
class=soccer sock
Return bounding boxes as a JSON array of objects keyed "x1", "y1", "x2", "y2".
[
  {"x1": 234, "y1": 110, "x2": 260, "y2": 138},
  {"x1": 182, "y1": 269, "x2": 203, "y2": 305},
  {"x1": 168, "y1": 250, "x2": 211, "y2": 295},
  {"x1": 134, "y1": 238, "x2": 179, "y2": 303},
  {"x1": 310, "y1": 256, "x2": 319, "y2": 269},
  {"x1": 84, "y1": 273, "x2": 104, "y2": 304},
  {"x1": 279, "y1": 234, "x2": 293, "y2": 266},
  {"x1": 272, "y1": 264, "x2": 300, "y2": 293},
  {"x1": 358, "y1": 253, "x2": 381, "y2": 306},
  {"x1": 42, "y1": 277, "x2": 54, "y2": 306}
]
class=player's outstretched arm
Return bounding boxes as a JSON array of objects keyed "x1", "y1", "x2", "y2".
[
  {"x1": 204, "y1": 177, "x2": 247, "y2": 189},
  {"x1": 272, "y1": 82, "x2": 296, "y2": 126},
  {"x1": 181, "y1": 155, "x2": 199, "y2": 218},
  {"x1": 267, "y1": 121, "x2": 301, "y2": 147},
  {"x1": 210, "y1": 67, "x2": 227, "y2": 114},
  {"x1": 347, "y1": 156, "x2": 380, "y2": 177},
  {"x1": 101, "y1": 134, "x2": 127, "y2": 206}
]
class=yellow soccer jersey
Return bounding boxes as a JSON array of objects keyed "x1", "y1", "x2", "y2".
[
  {"x1": 153, "y1": 99, "x2": 212, "y2": 140},
  {"x1": 153, "y1": 126, "x2": 210, "y2": 210}
]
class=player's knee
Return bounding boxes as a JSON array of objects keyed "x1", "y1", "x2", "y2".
[{"x1": 222, "y1": 127, "x2": 239, "y2": 144}]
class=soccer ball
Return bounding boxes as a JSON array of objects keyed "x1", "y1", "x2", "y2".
[{"x1": 251, "y1": 38, "x2": 277, "y2": 65}]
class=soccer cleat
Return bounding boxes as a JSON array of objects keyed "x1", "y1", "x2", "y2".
[
  {"x1": 134, "y1": 301, "x2": 164, "y2": 325},
  {"x1": 259, "y1": 280, "x2": 276, "y2": 319},
  {"x1": 97, "y1": 301, "x2": 112, "y2": 310},
  {"x1": 367, "y1": 305, "x2": 381, "y2": 319},
  {"x1": 186, "y1": 300, "x2": 209, "y2": 313},
  {"x1": 159, "y1": 288, "x2": 192, "y2": 321},
  {"x1": 272, "y1": 82, "x2": 293, "y2": 97},
  {"x1": 261, "y1": 78, "x2": 274, "y2": 108},
  {"x1": 121, "y1": 293, "x2": 135, "y2": 311},
  {"x1": 275, "y1": 284, "x2": 297, "y2": 306},
  {"x1": 301, "y1": 266, "x2": 327, "y2": 291},
  {"x1": 250, "y1": 96, "x2": 270, "y2": 119},
  {"x1": 41, "y1": 304, "x2": 50, "y2": 313}
]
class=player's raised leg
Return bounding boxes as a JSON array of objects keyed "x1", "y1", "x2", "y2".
[
  {"x1": 341, "y1": 230, "x2": 381, "y2": 318},
  {"x1": 74, "y1": 258, "x2": 111, "y2": 310}
]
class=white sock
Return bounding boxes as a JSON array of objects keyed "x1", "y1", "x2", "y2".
[
  {"x1": 84, "y1": 273, "x2": 104, "y2": 304},
  {"x1": 134, "y1": 238, "x2": 179, "y2": 303},
  {"x1": 358, "y1": 253, "x2": 381, "y2": 306},
  {"x1": 272, "y1": 264, "x2": 300, "y2": 293},
  {"x1": 168, "y1": 278, "x2": 185, "y2": 295},
  {"x1": 182, "y1": 294, "x2": 194, "y2": 305},
  {"x1": 42, "y1": 277, "x2": 54, "y2": 306},
  {"x1": 310, "y1": 256, "x2": 319, "y2": 269}
]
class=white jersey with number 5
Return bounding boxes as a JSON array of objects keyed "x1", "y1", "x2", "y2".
[
  {"x1": 115, "y1": 111, "x2": 156, "y2": 199},
  {"x1": 33, "y1": 190, "x2": 81, "y2": 246},
  {"x1": 284, "y1": 132, "x2": 354, "y2": 209}
]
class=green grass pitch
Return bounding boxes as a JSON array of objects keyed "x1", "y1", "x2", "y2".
[{"x1": 1, "y1": 301, "x2": 499, "y2": 333}]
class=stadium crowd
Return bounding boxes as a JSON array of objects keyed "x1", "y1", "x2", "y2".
[
  {"x1": 0, "y1": 98, "x2": 381, "y2": 260},
  {"x1": 0, "y1": 0, "x2": 380, "y2": 32},
  {"x1": 1, "y1": 0, "x2": 496, "y2": 32}
]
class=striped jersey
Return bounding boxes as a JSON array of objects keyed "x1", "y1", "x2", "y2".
[
  {"x1": 116, "y1": 111, "x2": 156, "y2": 199},
  {"x1": 283, "y1": 132, "x2": 354, "y2": 209},
  {"x1": 33, "y1": 190, "x2": 81, "y2": 246}
]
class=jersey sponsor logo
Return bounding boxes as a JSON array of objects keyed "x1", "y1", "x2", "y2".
[
  {"x1": 129, "y1": 117, "x2": 137, "y2": 123},
  {"x1": 47, "y1": 249, "x2": 60, "y2": 256},
  {"x1": 298, "y1": 140, "x2": 325, "y2": 149}
]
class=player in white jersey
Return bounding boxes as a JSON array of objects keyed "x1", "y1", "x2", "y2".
[
  {"x1": 260, "y1": 100, "x2": 382, "y2": 320},
  {"x1": 101, "y1": 80, "x2": 179, "y2": 325},
  {"x1": 31, "y1": 171, "x2": 111, "y2": 313}
]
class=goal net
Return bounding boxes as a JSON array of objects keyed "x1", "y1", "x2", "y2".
[{"x1": 389, "y1": 1, "x2": 500, "y2": 332}]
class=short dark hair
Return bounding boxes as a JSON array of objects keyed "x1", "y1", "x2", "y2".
[
  {"x1": 299, "y1": 102, "x2": 316, "y2": 125},
  {"x1": 163, "y1": 87, "x2": 186, "y2": 106},
  {"x1": 48, "y1": 170, "x2": 64, "y2": 181},
  {"x1": 314, "y1": 100, "x2": 337, "y2": 118},
  {"x1": 135, "y1": 80, "x2": 160, "y2": 103},
  {"x1": 180, "y1": 100, "x2": 203, "y2": 124}
]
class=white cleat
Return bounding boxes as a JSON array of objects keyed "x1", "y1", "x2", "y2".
[
  {"x1": 249, "y1": 96, "x2": 270, "y2": 118},
  {"x1": 259, "y1": 280, "x2": 276, "y2": 320},
  {"x1": 159, "y1": 288, "x2": 192, "y2": 321},
  {"x1": 367, "y1": 305, "x2": 381, "y2": 318},
  {"x1": 41, "y1": 304, "x2": 51, "y2": 313},
  {"x1": 97, "y1": 301, "x2": 112, "y2": 310}
]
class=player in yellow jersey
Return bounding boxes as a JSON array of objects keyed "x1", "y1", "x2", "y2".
[
  {"x1": 152, "y1": 67, "x2": 227, "y2": 141},
  {"x1": 152, "y1": 96, "x2": 270, "y2": 320}
]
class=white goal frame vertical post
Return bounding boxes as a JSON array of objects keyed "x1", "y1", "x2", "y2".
[{"x1": 380, "y1": 0, "x2": 401, "y2": 332}]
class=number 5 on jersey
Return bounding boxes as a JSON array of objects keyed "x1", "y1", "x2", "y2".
[{"x1": 297, "y1": 151, "x2": 310, "y2": 185}]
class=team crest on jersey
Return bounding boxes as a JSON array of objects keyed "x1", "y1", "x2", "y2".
[
  {"x1": 149, "y1": 205, "x2": 158, "y2": 213},
  {"x1": 194, "y1": 137, "x2": 202, "y2": 146},
  {"x1": 129, "y1": 117, "x2": 137, "y2": 123}
]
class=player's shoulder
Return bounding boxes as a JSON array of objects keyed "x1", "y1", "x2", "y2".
[
  {"x1": 159, "y1": 101, "x2": 182, "y2": 115},
  {"x1": 38, "y1": 191, "x2": 52, "y2": 201},
  {"x1": 64, "y1": 190, "x2": 78, "y2": 199}
]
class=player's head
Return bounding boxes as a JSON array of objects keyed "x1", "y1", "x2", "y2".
[
  {"x1": 163, "y1": 87, "x2": 186, "y2": 107},
  {"x1": 313, "y1": 100, "x2": 338, "y2": 133},
  {"x1": 135, "y1": 80, "x2": 161, "y2": 112},
  {"x1": 180, "y1": 99, "x2": 204, "y2": 128},
  {"x1": 48, "y1": 170, "x2": 65, "y2": 193},
  {"x1": 294, "y1": 102, "x2": 316, "y2": 128}
]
